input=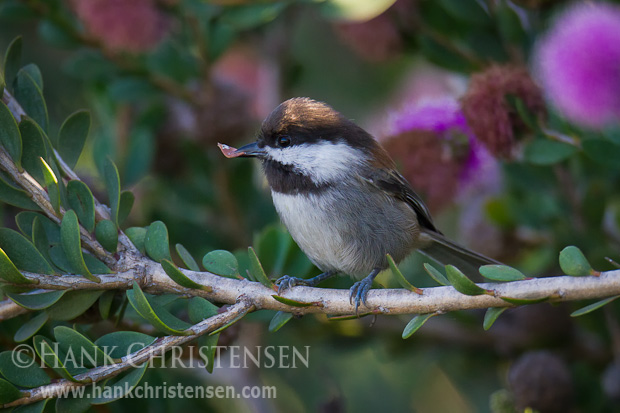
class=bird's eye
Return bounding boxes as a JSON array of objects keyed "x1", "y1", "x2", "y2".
[{"x1": 277, "y1": 135, "x2": 291, "y2": 148}]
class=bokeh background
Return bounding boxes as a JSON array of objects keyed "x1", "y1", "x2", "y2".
[{"x1": 2, "y1": 0, "x2": 620, "y2": 411}]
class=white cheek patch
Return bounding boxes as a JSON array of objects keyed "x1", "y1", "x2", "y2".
[{"x1": 265, "y1": 141, "x2": 368, "y2": 184}]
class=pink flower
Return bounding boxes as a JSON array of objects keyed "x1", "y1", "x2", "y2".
[
  {"x1": 383, "y1": 98, "x2": 499, "y2": 211},
  {"x1": 73, "y1": 0, "x2": 169, "y2": 53},
  {"x1": 534, "y1": 3, "x2": 620, "y2": 129}
]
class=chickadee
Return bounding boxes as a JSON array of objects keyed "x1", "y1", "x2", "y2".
[{"x1": 220, "y1": 97, "x2": 498, "y2": 311}]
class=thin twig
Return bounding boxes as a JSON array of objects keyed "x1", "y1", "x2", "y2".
[{"x1": 1, "y1": 296, "x2": 254, "y2": 408}]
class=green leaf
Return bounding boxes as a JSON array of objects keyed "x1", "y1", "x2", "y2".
[
  {"x1": 0, "y1": 173, "x2": 40, "y2": 210},
  {"x1": 483, "y1": 307, "x2": 507, "y2": 330},
  {"x1": 83, "y1": 252, "x2": 113, "y2": 274},
  {"x1": 45, "y1": 290, "x2": 103, "y2": 321},
  {"x1": 90, "y1": 363, "x2": 148, "y2": 405},
  {"x1": 145, "y1": 220, "x2": 171, "y2": 262},
  {"x1": 320, "y1": 0, "x2": 396, "y2": 21},
  {"x1": 268, "y1": 311, "x2": 293, "y2": 332},
  {"x1": 14, "y1": 69, "x2": 48, "y2": 132},
  {"x1": 94, "y1": 331, "x2": 155, "y2": 359},
  {"x1": 122, "y1": 126, "x2": 154, "y2": 187},
  {"x1": 40, "y1": 157, "x2": 60, "y2": 215},
  {"x1": 126, "y1": 281, "x2": 192, "y2": 335},
  {"x1": 3, "y1": 36, "x2": 22, "y2": 88},
  {"x1": 0, "y1": 377, "x2": 21, "y2": 404},
  {"x1": 19, "y1": 118, "x2": 48, "y2": 183},
  {"x1": 17, "y1": 212, "x2": 59, "y2": 243},
  {"x1": 583, "y1": 139, "x2": 620, "y2": 168},
  {"x1": 387, "y1": 254, "x2": 423, "y2": 293},
  {"x1": 0, "y1": 227, "x2": 54, "y2": 274},
  {"x1": 248, "y1": 246, "x2": 275, "y2": 289},
  {"x1": 188, "y1": 297, "x2": 219, "y2": 373},
  {"x1": 0, "y1": 351, "x2": 50, "y2": 387},
  {"x1": 438, "y1": 0, "x2": 491, "y2": 26},
  {"x1": 57, "y1": 110, "x2": 90, "y2": 169},
  {"x1": 418, "y1": 34, "x2": 478, "y2": 73},
  {"x1": 202, "y1": 249, "x2": 239, "y2": 277},
  {"x1": 95, "y1": 219, "x2": 118, "y2": 253},
  {"x1": 570, "y1": 296, "x2": 619, "y2": 317},
  {"x1": 0, "y1": 99, "x2": 22, "y2": 167},
  {"x1": 559, "y1": 246, "x2": 594, "y2": 277},
  {"x1": 103, "y1": 157, "x2": 121, "y2": 225},
  {"x1": 524, "y1": 139, "x2": 577, "y2": 165},
  {"x1": 60, "y1": 210, "x2": 99, "y2": 282},
  {"x1": 423, "y1": 263, "x2": 449, "y2": 286},
  {"x1": 271, "y1": 295, "x2": 316, "y2": 307},
  {"x1": 176, "y1": 243, "x2": 200, "y2": 271},
  {"x1": 98, "y1": 291, "x2": 115, "y2": 319},
  {"x1": 479, "y1": 265, "x2": 526, "y2": 282},
  {"x1": 402, "y1": 313, "x2": 435, "y2": 339},
  {"x1": 54, "y1": 326, "x2": 110, "y2": 368},
  {"x1": 118, "y1": 190, "x2": 134, "y2": 225},
  {"x1": 500, "y1": 296, "x2": 549, "y2": 305},
  {"x1": 221, "y1": 2, "x2": 288, "y2": 29},
  {"x1": 14, "y1": 399, "x2": 49, "y2": 413},
  {"x1": 66, "y1": 180, "x2": 95, "y2": 232},
  {"x1": 445, "y1": 265, "x2": 488, "y2": 295},
  {"x1": 32, "y1": 335, "x2": 80, "y2": 382},
  {"x1": 7, "y1": 290, "x2": 66, "y2": 310},
  {"x1": 14, "y1": 312, "x2": 48, "y2": 342},
  {"x1": 0, "y1": 247, "x2": 34, "y2": 284},
  {"x1": 161, "y1": 259, "x2": 210, "y2": 290},
  {"x1": 20, "y1": 63, "x2": 42, "y2": 90},
  {"x1": 125, "y1": 226, "x2": 146, "y2": 254},
  {"x1": 496, "y1": 1, "x2": 526, "y2": 42}
]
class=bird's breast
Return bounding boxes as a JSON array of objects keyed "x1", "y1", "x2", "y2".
[{"x1": 271, "y1": 186, "x2": 420, "y2": 277}]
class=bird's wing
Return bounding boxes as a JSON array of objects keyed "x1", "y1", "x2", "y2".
[{"x1": 359, "y1": 168, "x2": 440, "y2": 234}]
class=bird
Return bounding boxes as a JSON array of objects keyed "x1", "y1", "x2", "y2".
[{"x1": 219, "y1": 97, "x2": 499, "y2": 312}]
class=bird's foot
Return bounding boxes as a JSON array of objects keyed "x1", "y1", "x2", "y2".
[
  {"x1": 276, "y1": 276, "x2": 310, "y2": 295},
  {"x1": 349, "y1": 269, "x2": 381, "y2": 314},
  {"x1": 276, "y1": 271, "x2": 336, "y2": 295}
]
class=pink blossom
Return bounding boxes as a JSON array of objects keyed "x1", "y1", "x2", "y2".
[
  {"x1": 73, "y1": 0, "x2": 169, "y2": 53},
  {"x1": 534, "y1": 3, "x2": 620, "y2": 128}
]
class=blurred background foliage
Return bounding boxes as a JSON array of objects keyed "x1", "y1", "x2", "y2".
[{"x1": 2, "y1": 0, "x2": 620, "y2": 411}]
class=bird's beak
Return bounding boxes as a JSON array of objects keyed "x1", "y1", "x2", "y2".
[
  {"x1": 232, "y1": 142, "x2": 267, "y2": 158},
  {"x1": 218, "y1": 142, "x2": 267, "y2": 159}
]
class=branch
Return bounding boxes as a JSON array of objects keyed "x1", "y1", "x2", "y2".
[
  {"x1": 7, "y1": 260, "x2": 620, "y2": 316},
  {"x1": 1, "y1": 296, "x2": 254, "y2": 408}
]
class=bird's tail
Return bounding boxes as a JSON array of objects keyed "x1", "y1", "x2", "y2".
[{"x1": 418, "y1": 231, "x2": 501, "y2": 279}]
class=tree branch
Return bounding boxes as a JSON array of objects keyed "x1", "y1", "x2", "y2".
[{"x1": 1, "y1": 296, "x2": 254, "y2": 408}]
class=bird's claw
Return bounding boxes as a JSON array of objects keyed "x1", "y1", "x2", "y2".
[
  {"x1": 275, "y1": 275, "x2": 308, "y2": 295},
  {"x1": 349, "y1": 278, "x2": 373, "y2": 314}
]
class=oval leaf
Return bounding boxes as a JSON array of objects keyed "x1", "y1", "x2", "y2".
[
  {"x1": 45, "y1": 290, "x2": 103, "y2": 321},
  {"x1": 0, "y1": 247, "x2": 34, "y2": 284},
  {"x1": 7, "y1": 290, "x2": 66, "y2": 310},
  {"x1": 268, "y1": 311, "x2": 293, "y2": 332},
  {"x1": 387, "y1": 254, "x2": 423, "y2": 294},
  {"x1": 445, "y1": 265, "x2": 488, "y2": 296},
  {"x1": 32, "y1": 335, "x2": 80, "y2": 382},
  {"x1": 90, "y1": 363, "x2": 148, "y2": 405},
  {"x1": 118, "y1": 190, "x2": 134, "y2": 225},
  {"x1": 14, "y1": 68, "x2": 48, "y2": 132},
  {"x1": 0, "y1": 174, "x2": 40, "y2": 210},
  {"x1": 3, "y1": 36, "x2": 22, "y2": 88},
  {"x1": 483, "y1": 307, "x2": 507, "y2": 330},
  {"x1": 559, "y1": 246, "x2": 593, "y2": 277},
  {"x1": 95, "y1": 219, "x2": 118, "y2": 253},
  {"x1": 0, "y1": 99, "x2": 22, "y2": 167},
  {"x1": 176, "y1": 243, "x2": 200, "y2": 271},
  {"x1": 66, "y1": 180, "x2": 95, "y2": 233},
  {"x1": 402, "y1": 313, "x2": 435, "y2": 339},
  {"x1": 54, "y1": 326, "x2": 110, "y2": 368},
  {"x1": 0, "y1": 227, "x2": 54, "y2": 274},
  {"x1": 144, "y1": 221, "x2": 171, "y2": 262},
  {"x1": 94, "y1": 331, "x2": 155, "y2": 359},
  {"x1": 60, "y1": 210, "x2": 99, "y2": 282},
  {"x1": 58, "y1": 110, "x2": 90, "y2": 169},
  {"x1": 423, "y1": 263, "x2": 449, "y2": 286},
  {"x1": 479, "y1": 265, "x2": 526, "y2": 282},
  {"x1": 161, "y1": 259, "x2": 210, "y2": 291},
  {"x1": 14, "y1": 312, "x2": 49, "y2": 342},
  {"x1": 19, "y1": 118, "x2": 47, "y2": 183},
  {"x1": 202, "y1": 249, "x2": 239, "y2": 277},
  {"x1": 0, "y1": 351, "x2": 51, "y2": 388},
  {"x1": 0, "y1": 377, "x2": 21, "y2": 404},
  {"x1": 103, "y1": 157, "x2": 121, "y2": 225},
  {"x1": 126, "y1": 281, "x2": 192, "y2": 335},
  {"x1": 125, "y1": 226, "x2": 146, "y2": 254},
  {"x1": 570, "y1": 296, "x2": 619, "y2": 317},
  {"x1": 248, "y1": 246, "x2": 274, "y2": 289}
]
